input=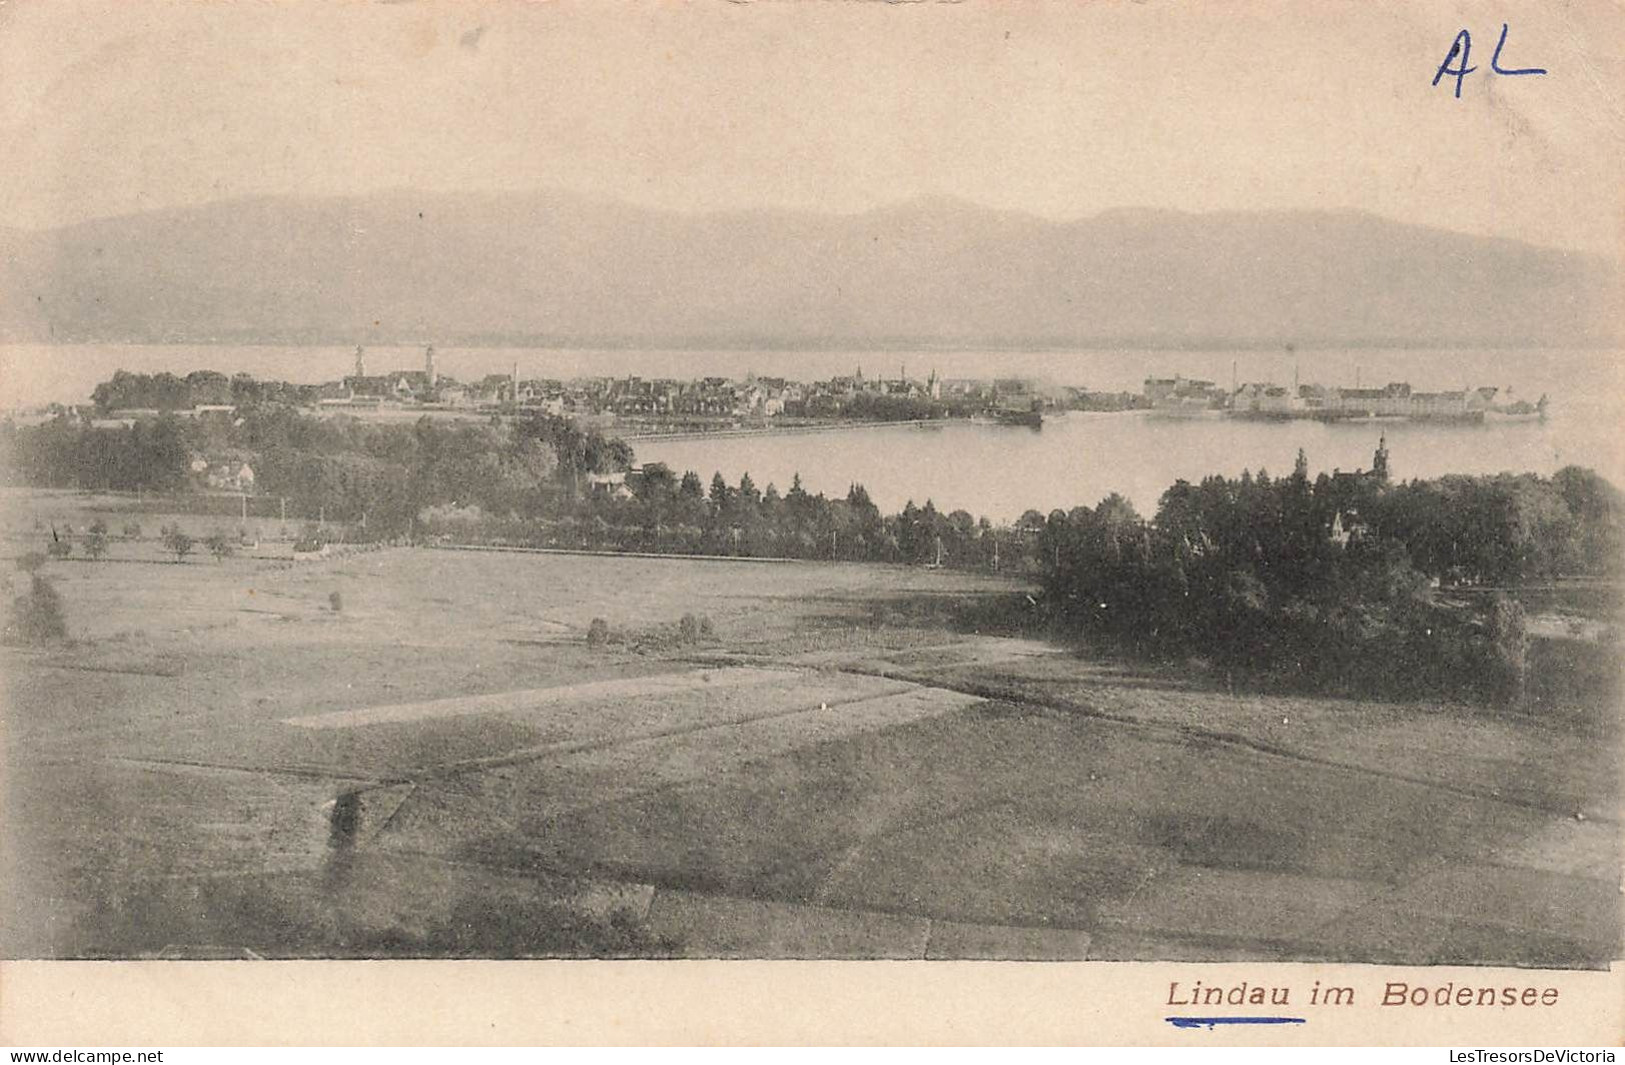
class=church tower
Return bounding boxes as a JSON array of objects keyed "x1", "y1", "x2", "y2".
[
  {"x1": 353, "y1": 345, "x2": 366, "y2": 379},
  {"x1": 425, "y1": 345, "x2": 438, "y2": 387},
  {"x1": 1373, "y1": 434, "x2": 1390, "y2": 483}
]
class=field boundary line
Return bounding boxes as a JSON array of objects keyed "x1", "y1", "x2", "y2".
[
  {"x1": 427, "y1": 543, "x2": 806, "y2": 564},
  {"x1": 395, "y1": 678, "x2": 952, "y2": 784},
  {"x1": 824, "y1": 663, "x2": 1623, "y2": 825}
]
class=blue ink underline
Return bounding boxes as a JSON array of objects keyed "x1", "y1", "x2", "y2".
[{"x1": 1167, "y1": 1017, "x2": 1308, "y2": 1030}]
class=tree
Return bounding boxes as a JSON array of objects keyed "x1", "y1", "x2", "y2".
[
  {"x1": 708, "y1": 472, "x2": 732, "y2": 512},
  {"x1": 4, "y1": 576, "x2": 67, "y2": 645},
  {"x1": 83, "y1": 530, "x2": 109, "y2": 561},
  {"x1": 1094, "y1": 492, "x2": 1142, "y2": 530},
  {"x1": 164, "y1": 529, "x2": 195, "y2": 563},
  {"x1": 1487, "y1": 594, "x2": 1530, "y2": 708},
  {"x1": 640, "y1": 463, "x2": 677, "y2": 498},
  {"x1": 204, "y1": 531, "x2": 236, "y2": 562}
]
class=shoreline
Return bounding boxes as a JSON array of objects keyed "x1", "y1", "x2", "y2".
[{"x1": 619, "y1": 418, "x2": 953, "y2": 441}]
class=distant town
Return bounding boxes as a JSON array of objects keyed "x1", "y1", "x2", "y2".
[
  {"x1": 6, "y1": 345, "x2": 1550, "y2": 434},
  {"x1": 1148, "y1": 370, "x2": 1548, "y2": 423}
]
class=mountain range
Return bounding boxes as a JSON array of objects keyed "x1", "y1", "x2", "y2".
[{"x1": 1, "y1": 191, "x2": 1616, "y2": 349}]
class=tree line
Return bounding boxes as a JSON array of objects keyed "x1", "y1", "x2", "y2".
[
  {"x1": 89, "y1": 369, "x2": 317, "y2": 412},
  {"x1": 4, "y1": 403, "x2": 1620, "y2": 588}
]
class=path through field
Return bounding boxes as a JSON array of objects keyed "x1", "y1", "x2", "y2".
[{"x1": 2, "y1": 544, "x2": 1617, "y2": 962}]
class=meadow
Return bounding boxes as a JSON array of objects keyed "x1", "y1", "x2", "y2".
[{"x1": 1, "y1": 490, "x2": 1618, "y2": 962}]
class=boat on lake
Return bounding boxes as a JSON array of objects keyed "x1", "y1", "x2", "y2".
[{"x1": 992, "y1": 405, "x2": 1043, "y2": 428}]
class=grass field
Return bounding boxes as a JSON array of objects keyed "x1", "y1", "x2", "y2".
[{"x1": 2, "y1": 491, "x2": 1619, "y2": 962}]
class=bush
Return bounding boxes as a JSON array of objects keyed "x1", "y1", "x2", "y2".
[
  {"x1": 1487, "y1": 594, "x2": 1531, "y2": 707},
  {"x1": 162, "y1": 529, "x2": 195, "y2": 563},
  {"x1": 586, "y1": 617, "x2": 610, "y2": 647},
  {"x1": 699, "y1": 614, "x2": 715, "y2": 639},
  {"x1": 678, "y1": 614, "x2": 701, "y2": 644},
  {"x1": 204, "y1": 531, "x2": 236, "y2": 562},
  {"x1": 46, "y1": 538, "x2": 72, "y2": 560},
  {"x1": 83, "y1": 530, "x2": 109, "y2": 561},
  {"x1": 122, "y1": 522, "x2": 142, "y2": 539},
  {"x1": 4, "y1": 576, "x2": 67, "y2": 645},
  {"x1": 329, "y1": 591, "x2": 344, "y2": 613}
]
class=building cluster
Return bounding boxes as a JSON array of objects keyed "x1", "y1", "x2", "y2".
[
  {"x1": 311, "y1": 349, "x2": 1034, "y2": 421},
  {"x1": 1146, "y1": 373, "x2": 1546, "y2": 421},
  {"x1": 187, "y1": 454, "x2": 256, "y2": 492},
  {"x1": 1230, "y1": 380, "x2": 1503, "y2": 419}
]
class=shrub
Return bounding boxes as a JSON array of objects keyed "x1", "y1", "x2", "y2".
[
  {"x1": 699, "y1": 614, "x2": 715, "y2": 639},
  {"x1": 163, "y1": 528, "x2": 195, "y2": 563},
  {"x1": 678, "y1": 613, "x2": 701, "y2": 644},
  {"x1": 586, "y1": 617, "x2": 610, "y2": 647},
  {"x1": 204, "y1": 531, "x2": 236, "y2": 562},
  {"x1": 46, "y1": 538, "x2": 72, "y2": 560},
  {"x1": 122, "y1": 522, "x2": 142, "y2": 539},
  {"x1": 1487, "y1": 594, "x2": 1531, "y2": 707},
  {"x1": 329, "y1": 591, "x2": 344, "y2": 613},
  {"x1": 83, "y1": 530, "x2": 109, "y2": 561},
  {"x1": 4, "y1": 576, "x2": 67, "y2": 645}
]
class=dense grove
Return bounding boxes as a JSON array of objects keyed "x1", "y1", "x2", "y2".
[
  {"x1": 1037, "y1": 452, "x2": 1620, "y2": 703},
  {"x1": 89, "y1": 369, "x2": 320, "y2": 412}
]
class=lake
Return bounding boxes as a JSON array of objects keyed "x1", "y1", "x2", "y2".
[
  {"x1": 4, "y1": 344, "x2": 1620, "y2": 521},
  {"x1": 639, "y1": 401, "x2": 1623, "y2": 521},
  {"x1": 629, "y1": 347, "x2": 1624, "y2": 519}
]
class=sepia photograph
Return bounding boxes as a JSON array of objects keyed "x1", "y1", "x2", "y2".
[{"x1": 0, "y1": 0, "x2": 1621, "y2": 1045}]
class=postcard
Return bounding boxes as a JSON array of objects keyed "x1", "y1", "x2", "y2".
[{"x1": 0, "y1": 0, "x2": 1620, "y2": 1047}]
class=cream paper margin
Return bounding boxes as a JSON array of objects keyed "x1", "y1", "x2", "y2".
[{"x1": 0, "y1": 961, "x2": 1621, "y2": 1045}]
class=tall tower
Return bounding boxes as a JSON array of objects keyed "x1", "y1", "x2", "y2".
[
  {"x1": 425, "y1": 345, "x2": 437, "y2": 387},
  {"x1": 511, "y1": 361, "x2": 520, "y2": 405},
  {"x1": 353, "y1": 345, "x2": 366, "y2": 379},
  {"x1": 1373, "y1": 434, "x2": 1390, "y2": 483}
]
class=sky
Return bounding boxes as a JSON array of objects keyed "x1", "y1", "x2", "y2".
[{"x1": 1, "y1": 0, "x2": 1622, "y2": 255}]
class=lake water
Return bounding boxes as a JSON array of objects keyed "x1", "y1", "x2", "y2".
[
  {"x1": 641, "y1": 402, "x2": 1623, "y2": 521},
  {"x1": 4, "y1": 344, "x2": 1620, "y2": 520},
  {"x1": 630, "y1": 347, "x2": 1625, "y2": 519}
]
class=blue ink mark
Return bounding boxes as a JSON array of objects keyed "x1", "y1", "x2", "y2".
[
  {"x1": 1491, "y1": 23, "x2": 1546, "y2": 76},
  {"x1": 1433, "y1": 29, "x2": 1476, "y2": 98},
  {"x1": 1167, "y1": 1017, "x2": 1308, "y2": 1031}
]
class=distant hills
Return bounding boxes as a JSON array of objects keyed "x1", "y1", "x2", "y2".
[{"x1": 1, "y1": 191, "x2": 1616, "y2": 349}]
